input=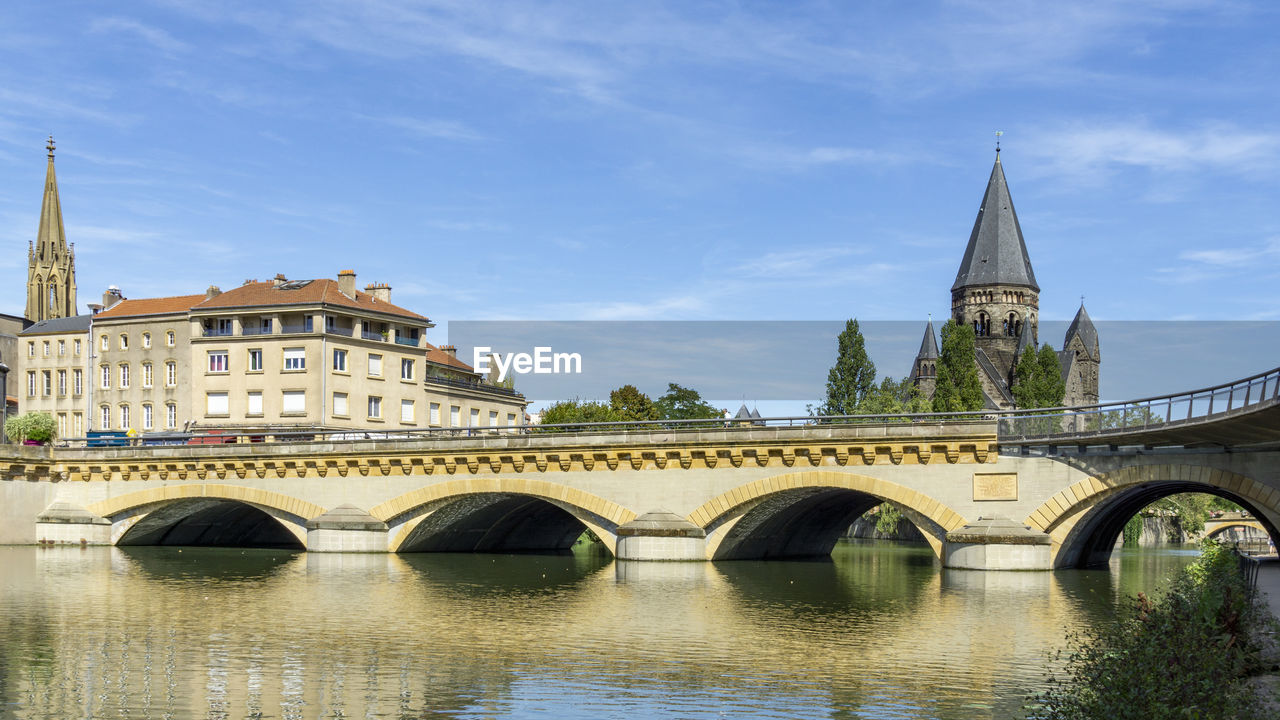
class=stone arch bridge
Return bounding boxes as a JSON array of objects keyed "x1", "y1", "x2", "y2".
[{"x1": 4, "y1": 366, "x2": 1278, "y2": 571}]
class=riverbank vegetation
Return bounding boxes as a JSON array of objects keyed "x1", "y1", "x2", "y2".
[{"x1": 1027, "y1": 540, "x2": 1277, "y2": 719}]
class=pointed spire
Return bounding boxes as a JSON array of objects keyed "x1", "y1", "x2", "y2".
[
  {"x1": 951, "y1": 151, "x2": 1039, "y2": 293},
  {"x1": 915, "y1": 318, "x2": 939, "y2": 360},
  {"x1": 27, "y1": 137, "x2": 77, "y2": 322},
  {"x1": 1015, "y1": 322, "x2": 1035, "y2": 357},
  {"x1": 1064, "y1": 303, "x2": 1099, "y2": 359}
]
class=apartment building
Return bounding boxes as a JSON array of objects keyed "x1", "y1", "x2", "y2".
[{"x1": 19, "y1": 270, "x2": 526, "y2": 437}]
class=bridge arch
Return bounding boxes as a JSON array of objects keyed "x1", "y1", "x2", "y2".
[
  {"x1": 688, "y1": 471, "x2": 967, "y2": 561},
  {"x1": 1023, "y1": 465, "x2": 1280, "y2": 568},
  {"x1": 86, "y1": 484, "x2": 323, "y2": 549},
  {"x1": 371, "y1": 478, "x2": 636, "y2": 555},
  {"x1": 1204, "y1": 520, "x2": 1269, "y2": 539}
]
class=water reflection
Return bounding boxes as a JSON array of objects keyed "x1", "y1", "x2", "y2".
[{"x1": 0, "y1": 542, "x2": 1201, "y2": 719}]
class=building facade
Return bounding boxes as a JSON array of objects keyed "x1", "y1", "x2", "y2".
[{"x1": 910, "y1": 151, "x2": 1100, "y2": 409}]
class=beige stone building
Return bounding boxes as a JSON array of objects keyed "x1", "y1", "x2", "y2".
[{"x1": 20, "y1": 272, "x2": 526, "y2": 438}]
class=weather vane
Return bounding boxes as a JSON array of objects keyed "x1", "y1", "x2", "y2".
[
  {"x1": 995, "y1": 130, "x2": 1003, "y2": 154},
  {"x1": 46, "y1": 135, "x2": 55, "y2": 159}
]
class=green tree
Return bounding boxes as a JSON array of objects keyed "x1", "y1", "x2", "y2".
[
  {"x1": 609, "y1": 384, "x2": 659, "y2": 421},
  {"x1": 654, "y1": 383, "x2": 721, "y2": 420},
  {"x1": 1012, "y1": 343, "x2": 1067, "y2": 409},
  {"x1": 5, "y1": 412, "x2": 57, "y2": 444},
  {"x1": 818, "y1": 319, "x2": 877, "y2": 416},
  {"x1": 932, "y1": 320, "x2": 984, "y2": 412},
  {"x1": 858, "y1": 376, "x2": 931, "y2": 416},
  {"x1": 538, "y1": 399, "x2": 624, "y2": 430}
]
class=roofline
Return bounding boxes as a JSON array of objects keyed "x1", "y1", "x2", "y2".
[{"x1": 190, "y1": 300, "x2": 432, "y2": 325}]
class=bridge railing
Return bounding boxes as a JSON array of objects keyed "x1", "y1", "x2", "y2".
[{"x1": 997, "y1": 364, "x2": 1280, "y2": 443}]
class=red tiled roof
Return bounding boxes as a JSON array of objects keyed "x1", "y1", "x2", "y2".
[
  {"x1": 191, "y1": 279, "x2": 429, "y2": 322},
  {"x1": 93, "y1": 294, "x2": 207, "y2": 320},
  {"x1": 425, "y1": 342, "x2": 475, "y2": 372}
]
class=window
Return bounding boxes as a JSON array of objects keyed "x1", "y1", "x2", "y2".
[
  {"x1": 57, "y1": 413, "x2": 67, "y2": 438},
  {"x1": 142, "y1": 333, "x2": 151, "y2": 348},
  {"x1": 489, "y1": 410, "x2": 498, "y2": 427},
  {"x1": 119, "y1": 364, "x2": 130, "y2": 389},
  {"x1": 333, "y1": 349, "x2": 347, "y2": 372},
  {"x1": 73, "y1": 413, "x2": 83, "y2": 436},
  {"x1": 401, "y1": 358, "x2": 415, "y2": 380},
  {"x1": 142, "y1": 363, "x2": 153, "y2": 388},
  {"x1": 142, "y1": 404, "x2": 153, "y2": 430},
  {"x1": 166, "y1": 404, "x2": 176, "y2": 429},
  {"x1": 303, "y1": 316, "x2": 313, "y2": 332},
  {"x1": 450, "y1": 405, "x2": 460, "y2": 427},
  {"x1": 41, "y1": 371, "x2": 51, "y2": 396},
  {"x1": 206, "y1": 392, "x2": 229, "y2": 416},
  {"x1": 119, "y1": 404, "x2": 130, "y2": 429},
  {"x1": 368, "y1": 395, "x2": 382, "y2": 419},
  {"x1": 260, "y1": 318, "x2": 272, "y2": 333},
  {"x1": 325, "y1": 315, "x2": 335, "y2": 332},
  {"x1": 58, "y1": 340, "x2": 65, "y2": 356},
  {"x1": 100, "y1": 406, "x2": 110, "y2": 430},
  {"x1": 247, "y1": 391, "x2": 263, "y2": 416},
  {"x1": 208, "y1": 351, "x2": 229, "y2": 373},
  {"x1": 430, "y1": 402, "x2": 441, "y2": 425},
  {"x1": 42, "y1": 341, "x2": 50, "y2": 356},
  {"x1": 507, "y1": 413, "x2": 517, "y2": 427},
  {"x1": 57, "y1": 370, "x2": 66, "y2": 396},
  {"x1": 26, "y1": 371, "x2": 35, "y2": 397},
  {"x1": 119, "y1": 334, "x2": 128, "y2": 350},
  {"x1": 166, "y1": 362, "x2": 176, "y2": 386},
  {"x1": 100, "y1": 365, "x2": 110, "y2": 389},
  {"x1": 368, "y1": 354, "x2": 382, "y2": 377},
  {"x1": 100, "y1": 335, "x2": 108, "y2": 351},
  {"x1": 248, "y1": 349, "x2": 263, "y2": 372},
  {"x1": 166, "y1": 331, "x2": 175, "y2": 347},
  {"x1": 401, "y1": 399, "x2": 414, "y2": 423},
  {"x1": 26, "y1": 341, "x2": 33, "y2": 357},
  {"x1": 282, "y1": 390, "x2": 306, "y2": 414},
  {"x1": 470, "y1": 408, "x2": 480, "y2": 427},
  {"x1": 73, "y1": 339, "x2": 81, "y2": 355},
  {"x1": 213, "y1": 318, "x2": 232, "y2": 336},
  {"x1": 283, "y1": 347, "x2": 305, "y2": 371},
  {"x1": 73, "y1": 369, "x2": 83, "y2": 395},
  {"x1": 332, "y1": 392, "x2": 349, "y2": 417}
]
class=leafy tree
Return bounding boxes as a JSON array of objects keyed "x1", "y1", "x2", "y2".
[
  {"x1": 1012, "y1": 343, "x2": 1067, "y2": 409},
  {"x1": 932, "y1": 320, "x2": 984, "y2": 413},
  {"x1": 873, "y1": 502, "x2": 904, "y2": 535},
  {"x1": 609, "y1": 384, "x2": 659, "y2": 422},
  {"x1": 538, "y1": 399, "x2": 624, "y2": 430},
  {"x1": 858, "y1": 376, "x2": 931, "y2": 416},
  {"x1": 818, "y1": 319, "x2": 877, "y2": 416},
  {"x1": 654, "y1": 383, "x2": 721, "y2": 420},
  {"x1": 5, "y1": 412, "x2": 57, "y2": 444}
]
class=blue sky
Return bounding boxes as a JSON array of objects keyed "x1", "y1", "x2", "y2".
[{"x1": 1, "y1": 1, "x2": 1278, "y2": 403}]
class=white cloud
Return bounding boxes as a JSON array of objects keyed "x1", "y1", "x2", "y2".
[
  {"x1": 88, "y1": 17, "x2": 190, "y2": 54},
  {"x1": 357, "y1": 114, "x2": 486, "y2": 142}
]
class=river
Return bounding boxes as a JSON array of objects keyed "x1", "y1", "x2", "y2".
[{"x1": 0, "y1": 541, "x2": 1200, "y2": 719}]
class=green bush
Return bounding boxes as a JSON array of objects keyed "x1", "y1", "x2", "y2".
[
  {"x1": 5, "y1": 412, "x2": 57, "y2": 444},
  {"x1": 1027, "y1": 539, "x2": 1275, "y2": 719}
]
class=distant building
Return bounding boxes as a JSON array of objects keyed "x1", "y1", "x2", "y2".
[
  {"x1": 26, "y1": 137, "x2": 77, "y2": 324},
  {"x1": 910, "y1": 150, "x2": 1100, "y2": 409}
]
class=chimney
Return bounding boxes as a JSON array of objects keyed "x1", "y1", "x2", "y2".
[
  {"x1": 205, "y1": 285, "x2": 222, "y2": 300},
  {"x1": 102, "y1": 286, "x2": 124, "y2": 310},
  {"x1": 365, "y1": 282, "x2": 391, "y2": 303},
  {"x1": 337, "y1": 269, "x2": 356, "y2": 298},
  {"x1": 441, "y1": 344, "x2": 457, "y2": 358},
  {"x1": 272, "y1": 273, "x2": 287, "y2": 288}
]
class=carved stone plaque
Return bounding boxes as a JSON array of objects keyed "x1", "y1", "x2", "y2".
[{"x1": 973, "y1": 472, "x2": 1018, "y2": 501}]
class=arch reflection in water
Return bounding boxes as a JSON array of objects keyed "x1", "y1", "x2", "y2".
[{"x1": 396, "y1": 494, "x2": 597, "y2": 554}]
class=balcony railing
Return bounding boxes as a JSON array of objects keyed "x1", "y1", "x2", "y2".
[
  {"x1": 281, "y1": 324, "x2": 312, "y2": 334},
  {"x1": 361, "y1": 330, "x2": 386, "y2": 342},
  {"x1": 241, "y1": 326, "x2": 272, "y2": 336},
  {"x1": 395, "y1": 336, "x2": 420, "y2": 347},
  {"x1": 325, "y1": 325, "x2": 353, "y2": 337},
  {"x1": 201, "y1": 328, "x2": 233, "y2": 337},
  {"x1": 424, "y1": 374, "x2": 524, "y2": 398}
]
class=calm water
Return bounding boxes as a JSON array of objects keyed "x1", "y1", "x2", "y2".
[{"x1": 0, "y1": 542, "x2": 1199, "y2": 719}]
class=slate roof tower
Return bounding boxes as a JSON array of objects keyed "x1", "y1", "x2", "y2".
[
  {"x1": 908, "y1": 319, "x2": 939, "y2": 399},
  {"x1": 27, "y1": 136, "x2": 77, "y2": 323}
]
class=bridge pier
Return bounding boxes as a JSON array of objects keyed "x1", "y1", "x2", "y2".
[
  {"x1": 35, "y1": 502, "x2": 111, "y2": 545},
  {"x1": 615, "y1": 511, "x2": 706, "y2": 561},
  {"x1": 305, "y1": 505, "x2": 389, "y2": 552},
  {"x1": 943, "y1": 517, "x2": 1052, "y2": 570}
]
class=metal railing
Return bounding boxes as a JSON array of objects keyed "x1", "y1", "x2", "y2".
[
  {"x1": 997, "y1": 364, "x2": 1280, "y2": 442},
  {"x1": 423, "y1": 374, "x2": 525, "y2": 398},
  {"x1": 241, "y1": 326, "x2": 272, "y2": 336},
  {"x1": 201, "y1": 328, "x2": 233, "y2": 337},
  {"x1": 281, "y1": 324, "x2": 312, "y2": 334},
  {"x1": 360, "y1": 330, "x2": 386, "y2": 342},
  {"x1": 394, "y1": 336, "x2": 420, "y2": 347}
]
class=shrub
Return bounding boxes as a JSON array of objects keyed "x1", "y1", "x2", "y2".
[
  {"x1": 5, "y1": 412, "x2": 57, "y2": 444},
  {"x1": 1027, "y1": 539, "x2": 1275, "y2": 719}
]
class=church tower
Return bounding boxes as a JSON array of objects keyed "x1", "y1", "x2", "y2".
[
  {"x1": 950, "y1": 148, "x2": 1038, "y2": 404},
  {"x1": 27, "y1": 136, "x2": 78, "y2": 323},
  {"x1": 1060, "y1": 303, "x2": 1100, "y2": 406},
  {"x1": 908, "y1": 319, "x2": 938, "y2": 399}
]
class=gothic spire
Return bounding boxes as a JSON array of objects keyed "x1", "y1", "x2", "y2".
[
  {"x1": 1064, "y1": 303, "x2": 1099, "y2": 360},
  {"x1": 915, "y1": 318, "x2": 939, "y2": 361},
  {"x1": 27, "y1": 136, "x2": 78, "y2": 322},
  {"x1": 951, "y1": 152, "x2": 1039, "y2": 293}
]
